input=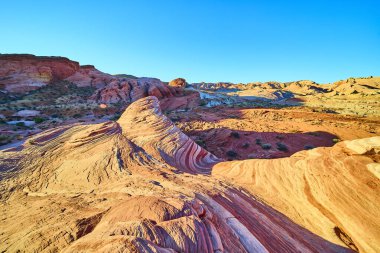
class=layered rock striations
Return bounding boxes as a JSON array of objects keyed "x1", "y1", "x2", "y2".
[
  {"x1": 118, "y1": 96, "x2": 221, "y2": 174},
  {"x1": 213, "y1": 136, "x2": 380, "y2": 253},
  {"x1": 0, "y1": 54, "x2": 79, "y2": 92},
  {"x1": 0, "y1": 96, "x2": 379, "y2": 252}
]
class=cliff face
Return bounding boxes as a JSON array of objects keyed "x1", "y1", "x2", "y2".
[{"x1": 0, "y1": 54, "x2": 80, "y2": 92}]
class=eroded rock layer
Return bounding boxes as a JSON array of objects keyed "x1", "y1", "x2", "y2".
[
  {"x1": 213, "y1": 136, "x2": 380, "y2": 253},
  {"x1": 118, "y1": 96, "x2": 222, "y2": 174},
  {"x1": 0, "y1": 96, "x2": 379, "y2": 253},
  {"x1": 0, "y1": 54, "x2": 79, "y2": 92}
]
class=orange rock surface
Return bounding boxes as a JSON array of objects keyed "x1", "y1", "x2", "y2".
[{"x1": 1, "y1": 96, "x2": 379, "y2": 252}]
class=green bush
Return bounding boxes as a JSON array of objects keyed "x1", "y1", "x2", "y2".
[
  {"x1": 199, "y1": 100, "x2": 207, "y2": 106},
  {"x1": 275, "y1": 135, "x2": 284, "y2": 140},
  {"x1": 261, "y1": 143, "x2": 271, "y2": 150},
  {"x1": 73, "y1": 113, "x2": 82, "y2": 119},
  {"x1": 0, "y1": 134, "x2": 13, "y2": 145},
  {"x1": 195, "y1": 139, "x2": 205, "y2": 147},
  {"x1": 230, "y1": 132, "x2": 240, "y2": 138},
  {"x1": 110, "y1": 113, "x2": 121, "y2": 121},
  {"x1": 304, "y1": 144, "x2": 315, "y2": 150},
  {"x1": 33, "y1": 117, "x2": 45, "y2": 124},
  {"x1": 276, "y1": 142, "x2": 288, "y2": 152},
  {"x1": 242, "y1": 143, "x2": 249, "y2": 149},
  {"x1": 226, "y1": 150, "x2": 238, "y2": 157},
  {"x1": 15, "y1": 122, "x2": 25, "y2": 127}
]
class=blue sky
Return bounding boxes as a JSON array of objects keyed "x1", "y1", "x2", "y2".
[{"x1": 1, "y1": 0, "x2": 379, "y2": 83}]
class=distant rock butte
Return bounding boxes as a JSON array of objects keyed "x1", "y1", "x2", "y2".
[
  {"x1": 0, "y1": 96, "x2": 379, "y2": 252},
  {"x1": 190, "y1": 77, "x2": 380, "y2": 97}
]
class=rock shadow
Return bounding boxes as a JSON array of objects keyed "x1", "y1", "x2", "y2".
[{"x1": 186, "y1": 128, "x2": 338, "y2": 160}]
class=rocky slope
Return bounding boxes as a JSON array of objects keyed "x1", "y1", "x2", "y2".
[
  {"x1": 190, "y1": 77, "x2": 380, "y2": 116},
  {"x1": 1, "y1": 96, "x2": 379, "y2": 252},
  {"x1": 191, "y1": 78, "x2": 380, "y2": 97},
  {"x1": 0, "y1": 54, "x2": 199, "y2": 109}
]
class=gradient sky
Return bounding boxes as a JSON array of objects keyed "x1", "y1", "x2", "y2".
[{"x1": 1, "y1": 0, "x2": 379, "y2": 83}]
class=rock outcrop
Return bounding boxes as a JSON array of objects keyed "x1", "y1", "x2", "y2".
[
  {"x1": 168, "y1": 78, "x2": 187, "y2": 88},
  {"x1": 90, "y1": 78, "x2": 181, "y2": 105},
  {"x1": 213, "y1": 136, "x2": 380, "y2": 253},
  {"x1": 328, "y1": 77, "x2": 380, "y2": 96},
  {"x1": 118, "y1": 96, "x2": 221, "y2": 174},
  {"x1": 190, "y1": 78, "x2": 380, "y2": 97},
  {"x1": 0, "y1": 54, "x2": 200, "y2": 110},
  {"x1": 1, "y1": 96, "x2": 378, "y2": 252},
  {"x1": 0, "y1": 54, "x2": 79, "y2": 92}
]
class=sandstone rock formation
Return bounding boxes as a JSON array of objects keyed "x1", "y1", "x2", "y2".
[
  {"x1": 328, "y1": 77, "x2": 380, "y2": 96},
  {"x1": 190, "y1": 77, "x2": 380, "y2": 97},
  {"x1": 1, "y1": 96, "x2": 379, "y2": 252},
  {"x1": 90, "y1": 78, "x2": 180, "y2": 105},
  {"x1": 190, "y1": 80, "x2": 328, "y2": 96},
  {"x1": 213, "y1": 136, "x2": 380, "y2": 253},
  {"x1": 168, "y1": 78, "x2": 187, "y2": 88},
  {"x1": 0, "y1": 54, "x2": 79, "y2": 92},
  {"x1": 118, "y1": 96, "x2": 221, "y2": 174},
  {"x1": 190, "y1": 77, "x2": 380, "y2": 116},
  {"x1": 0, "y1": 54, "x2": 200, "y2": 110},
  {"x1": 65, "y1": 65, "x2": 115, "y2": 88}
]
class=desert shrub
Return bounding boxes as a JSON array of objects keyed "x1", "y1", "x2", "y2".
[
  {"x1": 275, "y1": 135, "x2": 284, "y2": 140},
  {"x1": 33, "y1": 117, "x2": 45, "y2": 124},
  {"x1": 110, "y1": 114, "x2": 120, "y2": 121},
  {"x1": 226, "y1": 150, "x2": 238, "y2": 157},
  {"x1": 199, "y1": 100, "x2": 207, "y2": 106},
  {"x1": 0, "y1": 134, "x2": 13, "y2": 145},
  {"x1": 15, "y1": 122, "x2": 25, "y2": 127},
  {"x1": 261, "y1": 143, "x2": 271, "y2": 150},
  {"x1": 28, "y1": 139, "x2": 37, "y2": 145},
  {"x1": 276, "y1": 142, "x2": 288, "y2": 152},
  {"x1": 255, "y1": 138, "x2": 262, "y2": 145},
  {"x1": 195, "y1": 139, "x2": 206, "y2": 147},
  {"x1": 73, "y1": 113, "x2": 82, "y2": 118},
  {"x1": 304, "y1": 144, "x2": 315, "y2": 150},
  {"x1": 170, "y1": 116, "x2": 180, "y2": 122},
  {"x1": 332, "y1": 138, "x2": 341, "y2": 143},
  {"x1": 242, "y1": 143, "x2": 249, "y2": 149},
  {"x1": 230, "y1": 132, "x2": 240, "y2": 138}
]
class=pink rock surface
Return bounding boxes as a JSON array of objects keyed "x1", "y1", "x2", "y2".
[{"x1": 0, "y1": 54, "x2": 79, "y2": 92}]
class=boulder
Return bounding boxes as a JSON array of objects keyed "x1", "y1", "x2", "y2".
[{"x1": 169, "y1": 78, "x2": 187, "y2": 88}]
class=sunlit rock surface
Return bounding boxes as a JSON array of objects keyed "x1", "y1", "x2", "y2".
[{"x1": 0, "y1": 96, "x2": 379, "y2": 252}]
